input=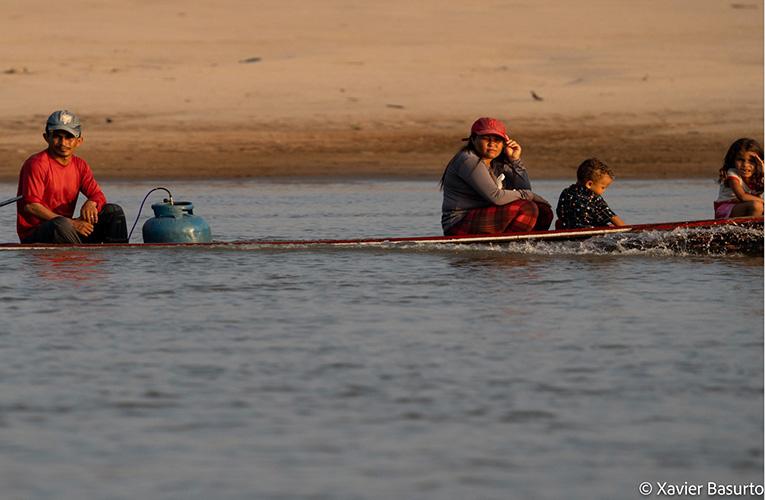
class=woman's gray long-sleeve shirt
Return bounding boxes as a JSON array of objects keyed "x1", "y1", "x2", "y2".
[{"x1": 441, "y1": 149, "x2": 534, "y2": 231}]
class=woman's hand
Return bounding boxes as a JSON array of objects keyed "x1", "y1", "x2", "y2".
[
  {"x1": 505, "y1": 139, "x2": 522, "y2": 160},
  {"x1": 531, "y1": 193, "x2": 551, "y2": 206}
]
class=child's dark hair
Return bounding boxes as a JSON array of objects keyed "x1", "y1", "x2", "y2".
[
  {"x1": 718, "y1": 138, "x2": 764, "y2": 193},
  {"x1": 576, "y1": 158, "x2": 614, "y2": 184}
]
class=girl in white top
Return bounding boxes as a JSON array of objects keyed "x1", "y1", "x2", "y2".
[{"x1": 714, "y1": 138, "x2": 763, "y2": 219}]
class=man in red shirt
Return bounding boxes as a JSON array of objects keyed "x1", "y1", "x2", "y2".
[{"x1": 16, "y1": 110, "x2": 127, "y2": 244}]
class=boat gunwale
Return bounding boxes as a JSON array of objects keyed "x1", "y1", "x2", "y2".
[{"x1": 0, "y1": 217, "x2": 760, "y2": 250}]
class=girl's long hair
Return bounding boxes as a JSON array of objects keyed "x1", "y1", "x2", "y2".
[{"x1": 718, "y1": 138, "x2": 764, "y2": 192}]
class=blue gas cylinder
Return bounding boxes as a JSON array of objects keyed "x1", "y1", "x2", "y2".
[{"x1": 142, "y1": 201, "x2": 212, "y2": 243}]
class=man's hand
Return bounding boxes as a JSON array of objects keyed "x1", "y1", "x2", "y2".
[
  {"x1": 80, "y1": 200, "x2": 98, "y2": 224},
  {"x1": 71, "y1": 219, "x2": 94, "y2": 237}
]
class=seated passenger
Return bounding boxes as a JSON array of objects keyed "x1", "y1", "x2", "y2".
[
  {"x1": 16, "y1": 110, "x2": 128, "y2": 244},
  {"x1": 714, "y1": 138, "x2": 763, "y2": 219},
  {"x1": 555, "y1": 158, "x2": 626, "y2": 229},
  {"x1": 439, "y1": 117, "x2": 553, "y2": 236}
]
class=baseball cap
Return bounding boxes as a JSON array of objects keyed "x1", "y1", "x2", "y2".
[
  {"x1": 45, "y1": 110, "x2": 82, "y2": 138},
  {"x1": 470, "y1": 117, "x2": 509, "y2": 142}
]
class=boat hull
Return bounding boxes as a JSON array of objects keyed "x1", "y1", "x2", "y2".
[{"x1": 0, "y1": 217, "x2": 761, "y2": 253}]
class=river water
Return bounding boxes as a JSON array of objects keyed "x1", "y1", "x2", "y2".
[{"x1": 0, "y1": 179, "x2": 762, "y2": 500}]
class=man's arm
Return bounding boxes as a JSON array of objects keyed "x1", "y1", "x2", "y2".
[
  {"x1": 23, "y1": 202, "x2": 94, "y2": 236},
  {"x1": 78, "y1": 161, "x2": 106, "y2": 224},
  {"x1": 23, "y1": 202, "x2": 58, "y2": 221}
]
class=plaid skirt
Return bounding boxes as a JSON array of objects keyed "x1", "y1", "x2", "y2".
[
  {"x1": 534, "y1": 201, "x2": 553, "y2": 231},
  {"x1": 445, "y1": 200, "x2": 539, "y2": 236}
]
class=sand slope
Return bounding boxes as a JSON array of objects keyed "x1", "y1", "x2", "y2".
[{"x1": 0, "y1": 0, "x2": 762, "y2": 180}]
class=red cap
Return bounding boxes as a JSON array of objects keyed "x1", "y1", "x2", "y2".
[{"x1": 470, "y1": 117, "x2": 509, "y2": 142}]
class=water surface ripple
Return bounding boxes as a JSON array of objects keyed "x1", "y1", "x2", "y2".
[{"x1": 0, "y1": 180, "x2": 761, "y2": 500}]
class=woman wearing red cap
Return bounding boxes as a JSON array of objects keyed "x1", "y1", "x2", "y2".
[{"x1": 439, "y1": 117, "x2": 553, "y2": 235}]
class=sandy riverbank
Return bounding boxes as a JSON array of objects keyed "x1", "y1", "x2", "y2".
[{"x1": 0, "y1": 0, "x2": 761, "y2": 182}]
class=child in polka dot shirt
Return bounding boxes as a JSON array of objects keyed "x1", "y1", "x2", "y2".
[{"x1": 555, "y1": 158, "x2": 626, "y2": 229}]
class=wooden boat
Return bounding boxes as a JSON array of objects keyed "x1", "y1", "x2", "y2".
[{"x1": 0, "y1": 217, "x2": 761, "y2": 254}]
